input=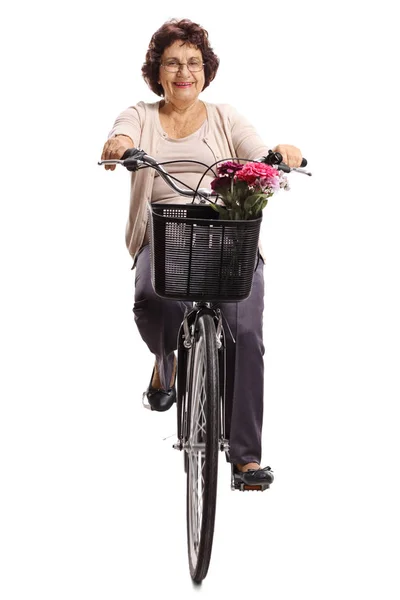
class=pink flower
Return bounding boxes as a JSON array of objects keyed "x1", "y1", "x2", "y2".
[
  {"x1": 236, "y1": 162, "x2": 279, "y2": 185},
  {"x1": 259, "y1": 176, "x2": 280, "y2": 192},
  {"x1": 210, "y1": 175, "x2": 231, "y2": 192},
  {"x1": 216, "y1": 161, "x2": 243, "y2": 177},
  {"x1": 209, "y1": 160, "x2": 287, "y2": 221}
]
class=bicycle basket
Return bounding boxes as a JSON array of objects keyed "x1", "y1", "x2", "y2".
[{"x1": 149, "y1": 203, "x2": 262, "y2": 302}]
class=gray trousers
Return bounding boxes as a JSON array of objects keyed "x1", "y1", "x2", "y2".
[{"x1": 133, "y1": 244, "x2": 265, "y2": 464}]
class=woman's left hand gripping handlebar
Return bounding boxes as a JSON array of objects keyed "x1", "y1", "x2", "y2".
[
  {"x1": 273, "y1": 144, "x2": 303, "y2": 168},
  {"x1": 101, "y1": 135, "x2": 134, "y2": 171}
]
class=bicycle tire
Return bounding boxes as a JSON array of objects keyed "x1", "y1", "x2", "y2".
[{"x1": 185, "y1": 313, "x2": 219, "y2": 583}]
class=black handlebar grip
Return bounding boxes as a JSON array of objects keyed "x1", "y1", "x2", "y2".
[
  {"x1": 263, "y1": 151, "x2": 307, "y2": 168},
  {"x1": 121, "y1": 147, "x2": 147, "y2": 172},
  {"x1": 121, "y1": 147, "x2": 138, "y2": 160}
]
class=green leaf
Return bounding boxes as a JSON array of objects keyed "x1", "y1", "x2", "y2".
[
  {"x1": 211, "y1": 204, "x2": 229, "y2": 219},
  {"x1": 244, "y1": 193, "x2": 266, "y2": 210}
]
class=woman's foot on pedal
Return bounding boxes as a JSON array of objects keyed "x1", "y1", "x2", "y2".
[
  {"x1": 236, "y1": 462, "x2": 261, "y2": 472},
  {"x1": 234, "y1": 462, "x2": 274, "y2": 486},
  {"x1": 144, "y1": 359, "x2": 176, "y2": 412}
]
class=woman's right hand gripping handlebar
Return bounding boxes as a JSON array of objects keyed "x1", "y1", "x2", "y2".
[{"x1": 101, "y1": 134, "x2": 134, "y2": 171}]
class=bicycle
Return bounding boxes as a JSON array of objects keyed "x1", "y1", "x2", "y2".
[{"x1": 98, "y1": 149, "x2": 310, "y2": 583}]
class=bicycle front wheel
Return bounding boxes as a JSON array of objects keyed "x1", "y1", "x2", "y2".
[{"x1": 186, "y1": 313, "x2": 219, "y2": 583}]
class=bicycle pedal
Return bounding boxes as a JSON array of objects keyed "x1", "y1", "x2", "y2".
[
  {"x1": 232, "y1": 477, "x2": 270, "y2": 492},
  {"x1": 241, "y1": 484, "x2": 269, "y2": 492},
  {"x1": 231, "y1": 467, "x2": 271, "y2": 492}
]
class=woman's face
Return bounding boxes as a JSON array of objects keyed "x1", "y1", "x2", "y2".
[{"x1": 159, "y1": 40, "x2": 205, "y2": 105}]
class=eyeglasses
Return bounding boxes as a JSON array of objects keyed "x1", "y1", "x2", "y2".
[{"x1": 161, "y1": 59, "x2": 204, "y2": 73}]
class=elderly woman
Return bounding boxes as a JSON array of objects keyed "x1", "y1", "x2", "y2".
[{"x1": 101, "y1": 19, "x2": 302, "y2": 486}]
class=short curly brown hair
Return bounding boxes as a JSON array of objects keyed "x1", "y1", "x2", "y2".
[{"x1": 142, "y1": 19, "x2": 220, "y2": 97}]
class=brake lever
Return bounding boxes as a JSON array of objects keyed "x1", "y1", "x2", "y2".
[
  {"x1": 120, "y1": 147, "x2": 146, "y2": 161},
  {"x1": 120, "y1": 148, "x2": 147, "y2": 172},
  {"x1": 262, "y1": 150, "x2": 312, "y2": 176}
]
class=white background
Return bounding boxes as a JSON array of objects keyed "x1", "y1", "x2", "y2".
[{"x1": 1, "y1": 0, "x2": 399, "y2": 598}]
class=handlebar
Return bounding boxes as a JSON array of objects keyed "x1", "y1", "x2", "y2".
[
  {"x1": 263, "y1": 150, "x2": 308, "y2": 172},
  {"x1": 98, "y1": 148, "x2": 311, "y2": 203}
]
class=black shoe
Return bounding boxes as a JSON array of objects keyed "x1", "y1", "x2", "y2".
[
  {"x1": 232, "y1": 465, "x2": 274, "y2": 491},
  {"x1": 144, "y1": 366, "x2": 176, "y2": 412}
]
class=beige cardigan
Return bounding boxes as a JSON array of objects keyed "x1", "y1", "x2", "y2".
[{"x1": 108, "y1": 101, "x2": 270, "y2": 260}]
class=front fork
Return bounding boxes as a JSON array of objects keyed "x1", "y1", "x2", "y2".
[{"x1": 174, "y1": 306, "x2": 229, "y2": 460}]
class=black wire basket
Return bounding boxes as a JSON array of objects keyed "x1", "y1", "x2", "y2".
[{"x1": 149, "y1": 203, "x2": 262, "y2": 302}]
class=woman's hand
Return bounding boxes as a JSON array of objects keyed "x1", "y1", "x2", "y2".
[
  {"x1": 101, "y1": 135, "x2": 134, "y2": 171},
  {"x1": 273, "y1": 144, "x2": 303, "y2": 168}
]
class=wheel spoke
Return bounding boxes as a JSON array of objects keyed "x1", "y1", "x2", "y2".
[{"x1": 193, "y1": 365, "x2": 207, "y2": 440}]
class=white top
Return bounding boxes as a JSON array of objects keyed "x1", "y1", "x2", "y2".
[{"x1": 151, "y1": 118, "x2": 215, "y2": 204}]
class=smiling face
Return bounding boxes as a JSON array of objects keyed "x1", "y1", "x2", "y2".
[{"x1": 159, "y1": 40, "x2": 205, "y2": 107}]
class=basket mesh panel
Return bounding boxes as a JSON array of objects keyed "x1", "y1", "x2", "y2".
[{"x1": 149, "y1": 204, "x2": 261, "y2": 302}]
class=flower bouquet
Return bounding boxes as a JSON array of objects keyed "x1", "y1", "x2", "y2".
[{"x1": 210, "y1": 161, "x2": 289, "y2": 220}]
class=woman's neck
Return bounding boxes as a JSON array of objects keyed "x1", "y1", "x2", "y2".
[{"x1": 159, "y1": 98, "x2": 203, "y2": 119}]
